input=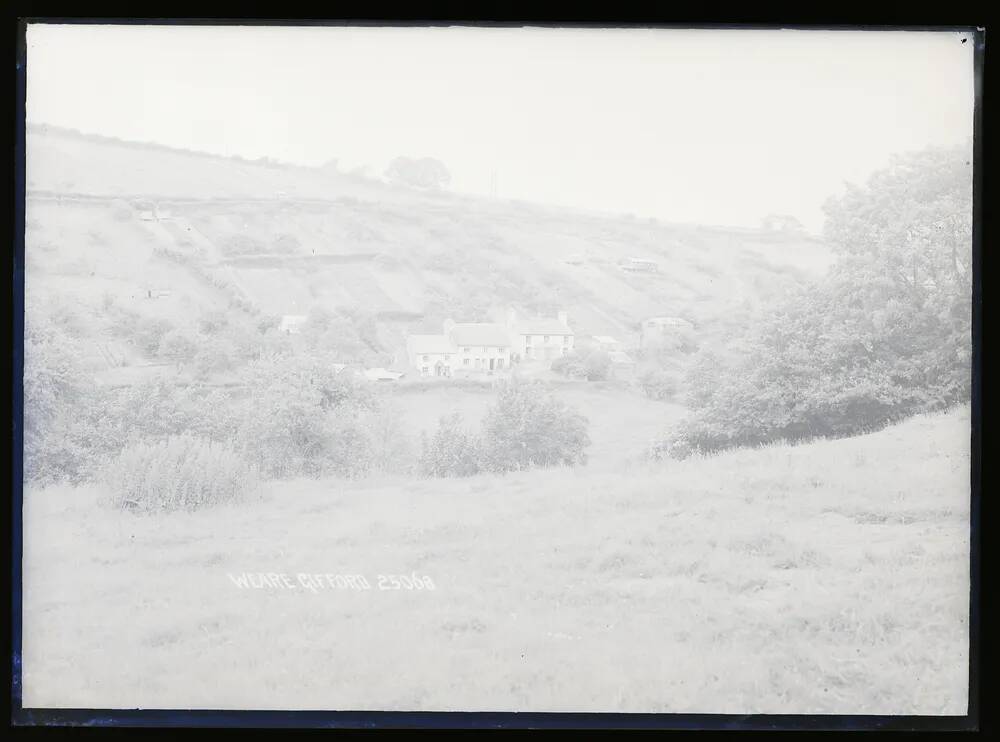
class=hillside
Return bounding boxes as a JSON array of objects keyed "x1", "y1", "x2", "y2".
[
  {"x1": 24, "y1": 124, "x2": 834, "y2": 375},
  {"x1": 21, "y1": 406, "x2": 970, "y2": 712}
]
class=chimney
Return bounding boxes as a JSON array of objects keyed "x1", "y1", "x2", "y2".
[
  {"x1": 443, "y1": 318, "x2": 456, "y2": 336},
  {"x1": 557, "y1": 310, "x2": 568, "y2": 326},
  {"x1": 506, "y1": 307, "x2": 517, "y2": 329}
]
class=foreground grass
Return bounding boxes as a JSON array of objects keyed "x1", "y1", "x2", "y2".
[{"x1": 21, "y1": 407, "x2": 970, "y2": 713}]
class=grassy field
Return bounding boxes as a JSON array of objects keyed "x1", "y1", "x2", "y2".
[{"x1": 21, "y1": 406, "x2": 970, "y2": 713}]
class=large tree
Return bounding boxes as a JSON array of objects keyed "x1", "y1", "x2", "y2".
[
  {"x1": 384, "y1": 156, "x2": 451, "y2": 190},
  {"x1": 666, "y1": 144, "x2": 973, "y2": 456}
]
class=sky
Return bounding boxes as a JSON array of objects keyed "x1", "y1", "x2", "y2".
[{"x1": 25, "y1": 24, "x2": 976, "y2": 231}]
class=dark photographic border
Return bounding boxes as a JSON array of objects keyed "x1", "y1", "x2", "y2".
[{"x1": 8, "y1": 15, "x2": 984, "y2": 731}]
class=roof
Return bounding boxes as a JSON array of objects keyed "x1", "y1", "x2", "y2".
[
  {"x1": 517, "y1": 318, "x2": 573, "y2": 336},
  {"x1": 407, "y1": 334, "x2": 457, "y2": 354},
  {"x1": 448, "y1": 323, "x2": 514, "y2": 347}
]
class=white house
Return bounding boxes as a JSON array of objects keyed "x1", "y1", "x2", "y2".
[
  {"x1": 506, "y1": 308, "x2": 574, "y2": 362},
  {"x1": 406, "y1": 320, "x2": 514, "y2": 377},
  {"x1": 406, "y1": 333, "x2": 460, "y2": 377}
]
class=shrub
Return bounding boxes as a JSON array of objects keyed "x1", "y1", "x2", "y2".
[
  {"x1": 103, "y1": 434, "x2": 260, "y2": 513},
  {"x1": 133, "y1": 316, "x2": 174, "y2": 356},
  {"x1": 582, "y1": 349, "x2": 612, "y2": 381},
  {"x1": 23, "y1": 319, "x2": 94, "y2": 485},
  {"x1": 656, "y1": 143, "x2": 973, "y2": 458},
  {"x1": 158, "y1": 329, "x2": 200, "y2": 369},
  {"x1": 235, "y1": 354, "x2": 378, "y2": 478},
  {"x1": 273, "y1": 232, "x2": 301, "y2": 253},
  {"x1": 419, "y1": 413, "x2": 482, "y2": 477},
  {"x1": 219, "y1": 233, "x2": 267, "y2": 256},
  {"x1": 551, "y1": 352, "x2": 587, "y2": 379},
  {"x1": 193, "y1": 343, "x2": 236, "y2": 378},
  {"x1": 480, "y1": 380, "x2": 590, "y2": 472},
  {"x1": 638, "y1": 368, "x2": 679, "y2": 401}
]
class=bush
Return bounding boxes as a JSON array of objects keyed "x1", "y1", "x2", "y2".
[
  {"x1": 480, "y1": 381, "x2": 590, "y2": 472},
  {"x1": 104, "y1": 434, "x2": 260, "y2": 513},
  {"x1": 131, "y1": 316, "x2": 174, "y2": 356},
  {"x1": 23, "y1": 319, "x2": 94, "y2": 485},
  {"x1": 582, "y1": 349, "x2": 612, "y2": 381},
  {"x1": 219, "y1": 233, "x2": 267, "y2": 256},
  {"x1": 551, "y1": 352, "x2": 587, "y2": 379},
  {"x1": 158, "y1": 329, "x2": 200, "y2": 369},
  {"x1": 655, "y1": 143, "x2": 973, "y2": 458},
  {"x1": 419, "y1": 413, "x2": 482, "y2": 477},
  {"x1": 236, "y1": 354, "x2": 378, "y2": 479},
  {"x1": 638, "y1": 368, "x2": 679, "y2": 401}
]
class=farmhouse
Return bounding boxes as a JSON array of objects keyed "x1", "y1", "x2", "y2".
[
  {"x1": 506, "y1": 308, "x2": 574, "y2": 362},
  {"x1": 640, "y1": 316, "x2": 694, "y2": 349},
  {"x1": 406, "y1": 320, "x2": 513, "y2": 377}
]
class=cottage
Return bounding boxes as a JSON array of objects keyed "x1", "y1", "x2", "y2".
[
  {"x1": 406, "y1": 333, "x2": 459, "y2": 377},
  {"x1": 506, "y1": 308, "x2": 574, "y2": 362},
  {"x1": 406, "y1": 320, "x2": 513, "y2": 377}
]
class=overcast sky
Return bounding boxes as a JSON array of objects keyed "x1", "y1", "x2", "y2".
[{"x1": 25, "y1": 24, "x2": 975, "y2": 231}]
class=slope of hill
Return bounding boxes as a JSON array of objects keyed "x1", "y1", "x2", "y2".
[
  {"x1": 21, "y1": 405, "x2": 970, "y2": 712},
  {"x1": 24, "y1": 124, "x2": 834, "y2": 373}
]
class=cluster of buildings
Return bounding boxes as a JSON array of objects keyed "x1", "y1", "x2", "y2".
[
  {"x1": 277, "y1": 305, "x2": 694, "y2": 382},
  {"x1": 405, "y1": 308, "x2": 575, "y2": 378}
]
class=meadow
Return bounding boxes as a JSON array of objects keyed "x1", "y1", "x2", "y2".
[{"x1": 20, "y1": 406, "x2": 970, "y2": 713}]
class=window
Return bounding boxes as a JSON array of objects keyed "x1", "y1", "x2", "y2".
[
  {"x1": 421, "y1": 366, "x2": 429, "y2": 375},
  {"x1": 544, "y1": 335, "x2": 550, "y2": 342},
  {"x1": 482, "y1": 347, "x2": 487, "y2": 353},
  {"x1": 563, "y1": 336, "x2": 569, "y2": 345},
  {"x1": 444, "y1": 355, "x2": 451, "y2": 361},
  {"x1": 463, "y1": 347, "x2": 470, "y2": 353},
  {"x1": 422, "y1": 355, "x2": 429, "y2": 362},
  {"x1": 497, "y1": 358, "x2": 505, "y2": 368},
  {"x1": 463, "y1": 358, "x2": 469, "y2": 366},
  {"x1": 525, "y1": 335, "x2": 533, "y2": 345}
]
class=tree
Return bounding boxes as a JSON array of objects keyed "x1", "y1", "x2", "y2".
[
  {"x1": 480, "y1": 380, "x2": 590, "y2": 472},
  {"x1": 419, "y1": 413, "x2": 482, "y2": 477},
  {"x1": 158, "y1": 329, "x2": 200, "y2": 370},
  {"x1": 665, "y1": 144, "x2": 973, "y2": 456},
  {"x1": 384, "y1": 156, "x2": 451, "y2": 190}
]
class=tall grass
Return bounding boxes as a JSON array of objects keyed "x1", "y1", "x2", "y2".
[{"x1": 103, "y1": 434, "x2": 261, "y2": 513}]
